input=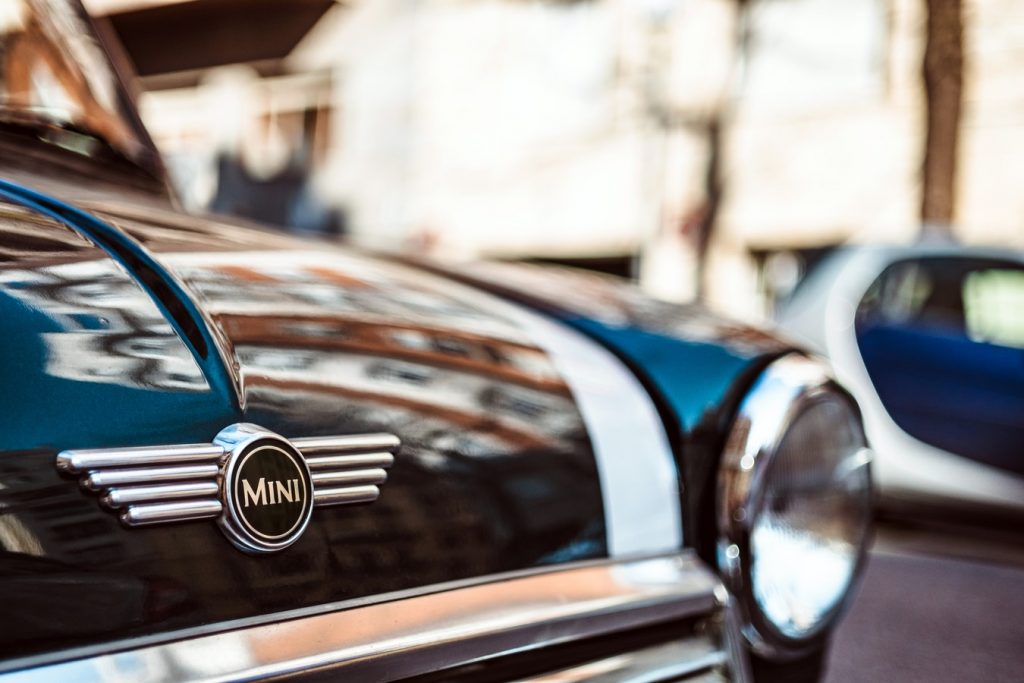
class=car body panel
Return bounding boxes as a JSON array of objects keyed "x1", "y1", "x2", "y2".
[
  {"x1": 415, "y1": 262, "x2": 798, "y2": 560},
  {"x1": 0, "y1": 183, "x2": 625, "y2": 661},
  {"x1": 440, "y1": 262, "x2": 794, "y2": 435}
]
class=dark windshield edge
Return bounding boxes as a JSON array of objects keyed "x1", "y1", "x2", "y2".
[
  {"x1": 0, "y1": 123, "x2": 168, "y2": 197},
  {"x1": 86, "y1": 6, "x2": 172, "y2": 194}
]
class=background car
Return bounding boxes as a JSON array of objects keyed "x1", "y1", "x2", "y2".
[{"x1": 777, "y1": 245, "x2": 1024, "y2": 525}]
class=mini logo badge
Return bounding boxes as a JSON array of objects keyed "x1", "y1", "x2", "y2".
[
  {"x1": 56, "y1": 423, "x2": 399, "y2": 554},
  {"x1": 217, "y1": 427, "x2": 315, "y2": 553}
]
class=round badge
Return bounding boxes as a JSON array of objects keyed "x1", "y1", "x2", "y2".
[{"x1": 218, "y1": 429, "x2": 314, "y2": 553}]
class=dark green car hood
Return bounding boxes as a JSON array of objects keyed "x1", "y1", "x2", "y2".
[{"x1": 0, "y1": 181, "x2": 606, "y2": 665}]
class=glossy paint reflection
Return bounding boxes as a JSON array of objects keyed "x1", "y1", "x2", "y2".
[
  {"x1": 440, "y1": 261, "x2": 798, "y2": 562},
  {"x1": 0, "y1": 197, "x2": 605, "y2": 661},
  {"x1": 2, "y1": 553, "x2": 722, "y2": 682},
  {"x1": 0, "y1": 201, "x2": 233, "y2": 449},
  {"x1": 447, "y1": 261, "x2": 793, "y2": 432},
  {"x1": 94, "y1": 204, "x2": 591, "y2": 457}
]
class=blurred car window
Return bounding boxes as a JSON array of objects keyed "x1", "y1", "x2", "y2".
[
  {"x1": 964, "y1": 268, "x2": 1024, "y2": 350},
  {"x1": 857, "y1": 256, "x2": 1024, "y2": 346},
  {"x1": 855, "y1": 256, "x2": 1024, "y2": 475},
  {"x1": 0, "y1": 0, "x2": 154, "y2": 170}
]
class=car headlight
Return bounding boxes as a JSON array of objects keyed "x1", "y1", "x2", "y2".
[{"x1": 717, "y1": 355, "x2": 872, "y2": 657}]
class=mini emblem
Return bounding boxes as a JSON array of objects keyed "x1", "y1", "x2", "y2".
[
  {"x1": 217, "y1": 425, "x2": 315, "y2": 552},
  {"x1": 56, "y1": 423, "x2": 399, "y2": 554}
]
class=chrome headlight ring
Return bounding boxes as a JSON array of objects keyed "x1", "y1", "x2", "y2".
[{"x1": 717, "y1": 354, "x2": 873, "y2": 659}]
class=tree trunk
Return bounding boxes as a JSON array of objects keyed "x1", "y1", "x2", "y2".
[
  {"x1": 694, "y1": 117, "x2": 721, "y2": 300},
  {"x1": 920, "y1": 0, "x2": 964, "y2": 235},
  {"x1": 693, "y1": 0, "x2": 750, "y2": 298}
]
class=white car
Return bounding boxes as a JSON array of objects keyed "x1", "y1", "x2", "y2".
[{"x1": 777, "y1": 245, "x2": 1024, "y2": 521}]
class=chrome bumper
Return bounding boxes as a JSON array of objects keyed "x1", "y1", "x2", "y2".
[{"x1": 2, "y1": 552, "x2": 746, "y2": 682}]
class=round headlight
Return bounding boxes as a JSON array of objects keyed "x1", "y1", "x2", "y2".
[{"x1": 718, "y1": 355, "x2": 872, "y2": 657}]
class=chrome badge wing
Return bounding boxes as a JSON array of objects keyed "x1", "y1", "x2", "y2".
[{"x1": 56, "y1": 424, "x2": 399, "y2": 553}]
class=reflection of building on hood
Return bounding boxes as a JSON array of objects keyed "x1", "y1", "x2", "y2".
[
  {"x1": 43, "y1": 332, "x2": 208, "y2": 392},
  {"x1": 2, "y1": 259, "x2": 210, "y2": 393},
  {"x1": 221, "y1": 313, "x2": 579, "y2": 453}
]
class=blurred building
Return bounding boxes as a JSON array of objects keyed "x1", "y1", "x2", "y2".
[{"x1": 85, "y1": 0, "x2": 1024, "y2": 321}]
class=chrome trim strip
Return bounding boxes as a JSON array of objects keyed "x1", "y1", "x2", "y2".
[
  {"x1": 295, "y1": 437, "x2": 397, "y2": 508},
  {"x1": 120, "y1": 499, "x2": 224, "y2": 526},
  {"x1": 83, "y1": 464, "x2": 221, "y2": 490},
  {"x1": 314, "y1": 484, "x2": 380, "y2": 506},
  {"x1": 520, "y1": 636, "x2": 727, "y2": 682},
  {"x1": 60, "y1": 443, "x2": 227, "y2": 527},
  {"x1": 1, "y1": 553, "x2": 722, "y2": 683},
  {"x1": 311, "y1": 468, "x2": 388, "y2": 486},
  {"x1": 56, "y1": 444, "x2": 225, "y2": 472},
  {"x1": 103, "y1": 481, "x2": 221, "y2": 508},
  {"x1": 304, "y1": 452, "x2": 395, "y2": 470},
  {"x1": 292, "y1": 434, "x2": 401, "y2": 455}
]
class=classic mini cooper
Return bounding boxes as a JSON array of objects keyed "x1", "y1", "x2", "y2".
[{"x1": 0, "y1": 1, "x2": 872, "y2": 682}]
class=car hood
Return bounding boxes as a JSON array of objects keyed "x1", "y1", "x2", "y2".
[
  {"x1": 408, "y1": 259, "x2": 799, "y2": 560},
  {"x1": 422, "y1": 260, "x2": 795, "y2": 433},
  {"x1": 0, "y1": 187, "x2": 607, "y2": 662}
]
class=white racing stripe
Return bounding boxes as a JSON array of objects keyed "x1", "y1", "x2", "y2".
[{"x1": 501, "y1": 306, "x2": 684, "y2": 556}]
